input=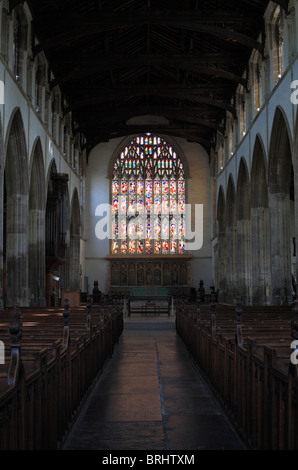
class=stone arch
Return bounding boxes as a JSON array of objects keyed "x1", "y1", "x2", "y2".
[
  {"x1": 4, "y1": 108, "x2": 29, "y2": 306},
  {"x1": 28, "y1": 138, "x2": 46, "y2": 306},
  {"x1": 269, "y1": 107, "x2": 293, "y2": 194},
  {"x1": 109, "y1": 133, "x2": 188, "y2": 257},
  {"x1": 251, "y1": 135, "x2": 270, "y2": 305},
  {"x1": 216, "y1": 186, "x2": 226, "y2": 301},
  {"x1": 45, "y1": 160, "x2": 69, "y2": 306},
  {"x1": 226, "y1": 175, "x2": 237, "y2": 302},
  {"x1": 237, "y1": 158, "x2": 251, "y2": 304},
  {"x1": 251, "y1": 135, "x2": 268, "y2": 208},
  {"x1": 217, "y1": 186, "x2": 226, "y2": 233},
  {"x1": 59, "y1": 186, "x2": 71, "y2": 294},
  {"x1": 69, "y1": 188, "x2": 81, "y2": 291},
  {"x1": 46, "y1": 158, "x2": 57, "y2": 190},
  {"x1": 268, "y1": 107, "x2": 293, "y2": 304},
  {"x1": 237, "y1": 158, "x2": 250, "y2": 220},
  {"x1": 108, "y1": 133, "x2": 190, "y2": 180}
]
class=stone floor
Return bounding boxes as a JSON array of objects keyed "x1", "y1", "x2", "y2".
[{"x1": 63, "y1": 314, "x2": 246, "y2": 451}]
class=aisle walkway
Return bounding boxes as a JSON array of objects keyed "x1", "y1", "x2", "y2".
[{"x1": 63, "y1": 315, "x2": 245, "y2": 450}]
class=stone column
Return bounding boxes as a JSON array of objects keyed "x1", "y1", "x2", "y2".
[
  {"x1": 251, "y1": 206, "x2": 271, "y2": 305},
  {"x1": 236, "y1": 218, "x2": 252, "y2": 304},
  {"x1": 269, "y1": 192, "x2": 292, "y2": 305},
  {"x1": 6, "y1": 194, "x2": 29, "y2": 307},
  {"x1": 225, "y1": 179, "x2": 237, "y2": 304},
  {"x1": 226, "y1": 223, "x2": 236, "y2": 303},
  {"x1": 217, "y1": 229, "x2": 227, "y2": 302},
  {"x1": 69, "y1": 233, "x2": 80, "y2": 291},
  {"x1": 28, "y1": 208, "x2": 46, "y2": 306}
]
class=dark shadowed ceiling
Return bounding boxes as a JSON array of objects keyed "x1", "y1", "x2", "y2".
[{"x1": 22, "y1": 0, "x2": 289, "y2": 154}]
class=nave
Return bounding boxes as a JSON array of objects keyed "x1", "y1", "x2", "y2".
[{"x1": 63, "y1": 315, "x2": 245, "y2": 451}]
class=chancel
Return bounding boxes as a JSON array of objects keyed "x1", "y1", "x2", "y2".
[{"x1": 0, "y1": 0, "x2": 298, "y2": 452}]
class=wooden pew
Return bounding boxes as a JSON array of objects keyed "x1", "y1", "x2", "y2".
[{"x1": 0, "y1": 299, "x2": 124, "y2": 449}]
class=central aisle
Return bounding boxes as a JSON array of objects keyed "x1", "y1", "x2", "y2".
[{"x1": 63, "y1": 315, "x2": 245, "y2": 450}]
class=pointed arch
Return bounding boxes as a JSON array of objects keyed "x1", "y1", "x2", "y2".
[
  {"x1": 251, "y1": 135, "x2": 268, "y2": 209},
  {"x1": 217, "y1": 185, "x2": 226, "y2": 233},
  {"x1": 251, "y1": 135, "x2": 270, "y2": 305},
  {"x1": 4, "y1": 108, "x2": 29, "y2": 306},
  {"x1": 237, "y1": 158, "x2": 250, "y2": 221},
  {"x1": 28, "y1": 138, "x2": 46, "y2": 306},
  {"x1": 237, "y1": 158, "x2": 251, "y2": 303},
  {"x1": 69, "y1": 188, "x2": 81, "y2": 291},
  {"x1": 226, "y1": 175, "x2": 236, "y2": 225},
  {"x1": 270, "y1": 4, "x2": 284, "y2": 85},
  {"x1": 110, "y1": 133, "x2": 187, "y2": 256},
  {"x1": 108, "y1": 133, "x2": 189, "y2": 179},
  {"x1": 70, "y1": 188, "x2": 81, "y2": 234},
  {"x1": 216, "y1": 186, "x2": 227, "y2": 301},
  {"x1": 29, "y1": 138, "x2": 46, "y2": 209},
  {"x1": 4, "y1": 107, "x2": 28, "y2": 194},
  {"x1": 268, "y1": 107, "x2": 294, "y2": 304},
  {"x1": 59, "y1": 186, "x2": 71, "y2": 295},
  {"x1": 45, "y1": 160, "x2": 69, "y2": 306},
  {"x1": 269, "y1": 106, "x2": 293, "y2": 194},
  {"x1": 250, "y1": 49, "x2": 263, "y2": 115},
  {"x1": 46, "y1": 158, "x2": 57, "y2": 189}
]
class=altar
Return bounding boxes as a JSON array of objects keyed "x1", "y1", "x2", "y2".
[{"x1": 130, "y1": 287, "x2": 169, "y2": 296}]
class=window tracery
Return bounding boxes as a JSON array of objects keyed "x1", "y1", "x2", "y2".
[{"x1": 111, "y1": 133, "x2": 186, "y2": 255}]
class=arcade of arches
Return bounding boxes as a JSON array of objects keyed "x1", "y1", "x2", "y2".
[{"x1": 0, "y1": 0, "x2": 298, "y2": 309}]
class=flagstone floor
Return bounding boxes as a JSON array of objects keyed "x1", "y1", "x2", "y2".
[{"x1": 63, "y1": 314, "x2": 246, "y2": 451}]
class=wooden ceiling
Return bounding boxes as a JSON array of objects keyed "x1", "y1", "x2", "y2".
[{"x1": 25, "y1": 0, "x2": 288, "y2": 154}]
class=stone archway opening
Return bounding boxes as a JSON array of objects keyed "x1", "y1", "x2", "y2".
[
  {"x1": 4, "y1": 109, "x2": 29, "y2": 307},
  {"x1": 251, "y1": 136, "x2": 270, "y2": 305},
  {"x1": 69, "y1": 189, "x2": 81, "y2": 292},
  {"x1": 28, "y1": 139, "x2": 46, "y2": 306},
  {"x1": 226, "y1": 176, "x2": 236, "y2": 303},
  {"x1": 216, "y1": 187, "x2": 226, "y2": 302},
  {"x1": 45, "y1": 161, "x2": 69, "y2": 307},
  {"x1": 236, "y1": 159, "x2": 251, "y2": 304},
  {"x1": 268, "y1": 108, "x2": 294, "y2": 305}
]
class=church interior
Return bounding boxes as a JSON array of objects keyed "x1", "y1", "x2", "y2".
[{"x1": 1, "y1": 0, "x2": 298, "y2": 451}]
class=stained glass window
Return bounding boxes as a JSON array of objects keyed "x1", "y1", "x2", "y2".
[{"x1": 111, "y1": 133, "x2": 186, "y2": 255}]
